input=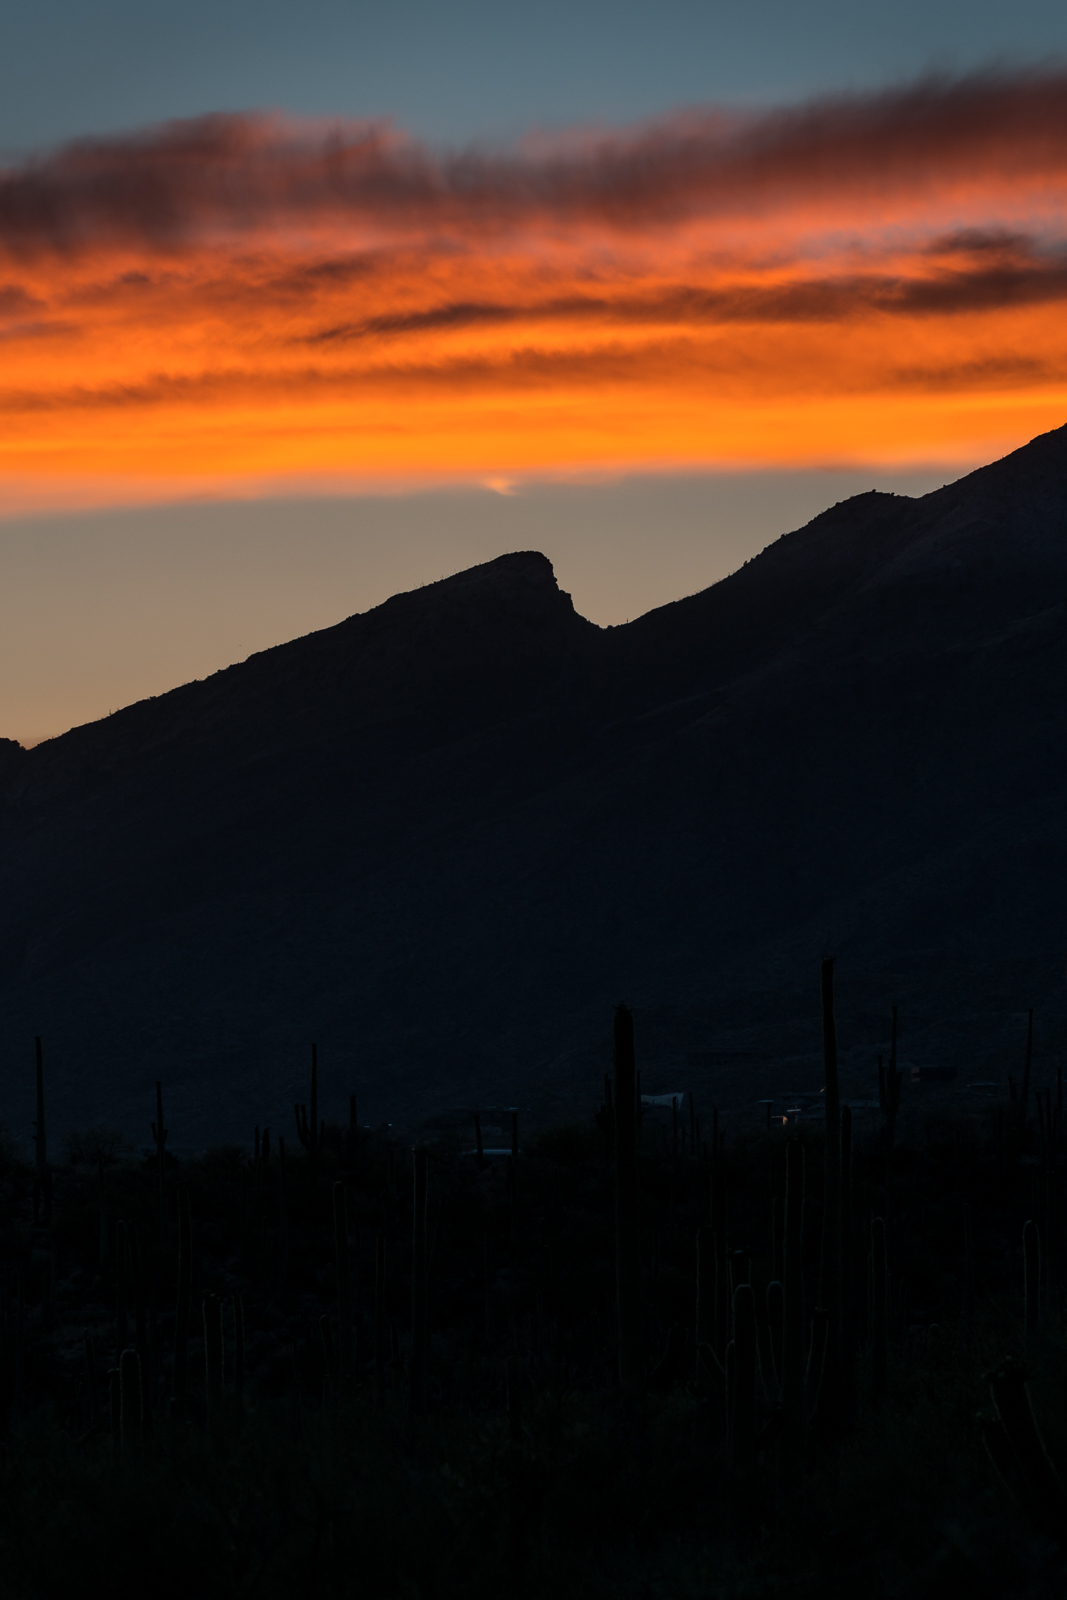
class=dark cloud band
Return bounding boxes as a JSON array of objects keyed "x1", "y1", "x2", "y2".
[{"x1": 2, "y1": 70, "x2": 1067, "y2": 253}]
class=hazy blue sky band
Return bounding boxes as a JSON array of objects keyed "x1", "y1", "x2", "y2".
[{"x1": 3, "y1": 0, "x2": 1067, "y2": 156}]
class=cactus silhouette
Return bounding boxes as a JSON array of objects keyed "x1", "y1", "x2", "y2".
[
  {"x1": 1018, "y1": 1008, "x2": 1034, "y2": 1124},
  {"x1": 982, "y1": 1355, "x2": 1067, "y2": 1545},
  {"x1": 320, "y1": 1314, "x2": 340, "y2": 1402},
  {"x1": 840, "y1": 1103, "x2": 855, "y2": 1420},
  {"x1": 711, "y1": 1163, "x2": 730, "y2": 1363},
  {"x1": 108, "y1": 1365, "x2": 120, "y2": 1466},
  {"x1": 878, "y1": 1008, "x2": 904, "y2": 1196},
  {"x1": 507, "y1": 1353, "x2": 523, "y2": 1450},
  {"x1": 780, "y1": 1136, "x2": 806, "y2": 1488},
  {"x1": 483, "y1": 1232, "x2": 495, "y2": 1348},
  {"x1": 295, "y1": 1043, "x2": 322, "y2": 1157},
  {"x1": 1023, "y1": 1218, "x2": 1040, "y2": 1338},
  {"x1": 695, "y1": 1225, "x2": 714, "y2": 1355},
  {"x1": 127, "y1": 1227, "x2": 152, "y2": 1429},
  {"x1": 771, "y1": 1194, "x2": 783, "y2": 1283},
  {"x1": 818, "y1": 958, "x2": 842, "y2": 1446},
  {"x1": 203, "y1": 1293, "x2": 224, "y2": 1435},
  {"x1": 870, "y1": 1216, "x2": 888, "y2": 1406},
  {"x1": 276, "y1": 1138, "x2": 290, "y2": 1291},
  {"x1": 731, "y1": 1284, "x2": 757, "y2": 1474},
  {"x1": 411, "y1": 1148, "x2": 429, "y2": 1414},
  {"x1": 233, "y1": 1293, "x2": 245, "y2": 1427},
  {"x1": 151, "y1": 1081, "x2": 168, "y2": 1246},
  {"x1": 32, "y1": 1036, "x2": 50, "y2": 1227},
  {"x1": 97, "y1": 1153, "x2": 109, "y2": 1268},
  {"x1": 879, "y1": 1008, "x2": 904, "y2": 1120},
  {"x1": 374, "y1": 1232, "x2": 387, "y2": 1395},
  {"x1": 334, "y1": 1181, "x2": 353, "y2": 1377},
  {"x1": 115, "y1": 1220, "x2": 129, "y2": 1361},
  {"x1": 963, "y1": 1202, "x2": 976, "y2": 1334},
  {"x1": 83, "y1": 1331, "x2": 99, "y2": 1426},
  {"x1": 613, "y1": 1004, "x2": 644, "y2": 1396},
  {"x1": 173, "y1": 1187, "x2": 191, "y2": 1411},
  {"x1": 119, "y1": 1348, "x2": 142, "y2": 1463},
  {"x1": 766, "y1": 1279, "x2": 784, "y2": 1396}
]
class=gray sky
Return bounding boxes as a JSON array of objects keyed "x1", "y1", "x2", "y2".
[{"x1": 4, "y1": 0, "x2": 1065, "y2": 154}]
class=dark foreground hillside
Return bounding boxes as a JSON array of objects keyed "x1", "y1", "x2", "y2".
[
  {"x1": 2, "y1": 425, "x2": 1067, "y2": 1147},
  {"x1": 0, "y1": 991, "x2": 1064, "y2": 1599}
]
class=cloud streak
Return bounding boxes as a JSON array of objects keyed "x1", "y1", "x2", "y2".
[{"x1": 3, "y1": 70, "x2": 1067, "y2": 504}]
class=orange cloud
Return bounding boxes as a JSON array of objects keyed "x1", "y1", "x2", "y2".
[{"x1": 4, "y1": 70, "x2": 1067, "y2": 507}]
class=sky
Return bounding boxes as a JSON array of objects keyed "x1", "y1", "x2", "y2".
[{"x1": 3, "y1": 2, "x2": 1067, "y2": 744}]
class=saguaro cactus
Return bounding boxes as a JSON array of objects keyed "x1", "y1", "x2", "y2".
[
  {"x1": 982, "y1": 1355, "x2": 1067, "y2": 1544},
  {"x1": 780, "y1": 1137, "x2": 806, "y2": 1487},
  {"x1": 695, "y1": 1225, "x2": 714, "y2": 1352},
  {"x1": 115, "y1": 1220, "x2": 129, "y2": 1359},
  {"x1": 507, "y1": 1353, "x2": 523, "y2": 1450},
  {"x1": 613, "y1": 1004, "x2": 644, "y2": 1396},
  {"x1": 1019, "y1": 1009, "x2": 1034, "y2": 1124},
  {"x1": 771, "y1": 1195, "x2": 784, "y2": 1283},
  {"x1": 203, "y1": 1293, "x2": 224, "y2": 1433},
  {"x1": 233, "y1": 1293, "x2": 245, "y2": 1424},
  {"x1": 83, "y1": 1331, "x2": 99, "y2": 1426},
  {"x1": 411, "y1": 1148, "x2": 429, "y2": 1413},
  {"x1": 151, "y1": 1082, "x2": 168, "y2": 1246},
  {"x1": 601, "y1": 1075, "x2": 614, "y2": 1158},
  {"x1": 483, "y1": 1233, "x2": 495, "y2": 1348},
  {"x1": 763, "y1": 1278, "x2": 785, "y2": 1395},
  {"x1": 174, "y1": 1187, "x2": 191, "y2": 1411},
  {"x1": 1023, "y1": 1219, "x2": 1041, "y2": 1339},
  {"x1": 505, "y1": 1353, "x2": 527, "y2": 1581},
  {"x1": 870, "y1": 1216, "x2": 888, "y2": 1406},
  {"x1": 277, "y1": 1138, "x2": 290, "y2": 1291},
  {"x1": 879, "y1": 1008, "x2": 904, "y2": 1220},
  {"x1": 334, "y1": 1181, "x2": 353, "y2": 1377},
  {"x1": 127, "y1": 1228, "x2": 152, "y2": 1428},
  {"x1": 374, "y1": 1233, "x2": 387, "y2": 1395},
  {"x1": 963, "y1": 1202, "x2": 976, "y2": 1334},
  {"x1": 731, "y1": 1284, "x2": 757, "y2": 1475},
  {"x1": 840, "y1": 1103, "x2": 855, "y2": 1418},
  {"x1": 711, "y1": 1164, "x2": 730, "y2": 1363},
  {"x1": 320, "y1": 1315, "x2": 340, "y2": 1401},
  {"x1": 97, "y1": 1154, "x2": 109, "y2": 1268},
  {"x1": 819, "y1": 958, "x2": 842, "y2": 1445},
  {"x1": 119, "y1": 1347, "x2": 143, "y2": 1463},
  {"x1": 33, "y1": 1036, "x2": 50, "y2": 1226},
  {"x1": 109, "y1": 1367, "x2": 121, "y2": 1465},
  {"x1": 295, "y1": 1043, "x2": 322, "y2": 1156}
]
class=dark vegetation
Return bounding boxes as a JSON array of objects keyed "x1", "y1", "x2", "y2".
[{"x1": 0, "y1": 966, "x2": 1065, "y2": 1598}]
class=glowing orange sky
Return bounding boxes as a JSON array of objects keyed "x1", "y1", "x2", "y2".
[{"x1": 4, "y1": 71, "x2": 1067, "y2": 507}]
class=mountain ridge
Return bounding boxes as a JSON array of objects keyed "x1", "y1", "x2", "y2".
[{"x1": 3, "y1": 426, "x2": 1067, "y2": 1149}]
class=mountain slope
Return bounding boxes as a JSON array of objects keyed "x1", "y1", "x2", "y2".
[{"x1": 3, "y1": 428, "x2": 1067, "y2": 1148}]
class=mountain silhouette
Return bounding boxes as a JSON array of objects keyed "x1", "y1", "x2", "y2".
[{"x1": 4, "y1": 425, "x2": 1067, "y2": 1149}]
